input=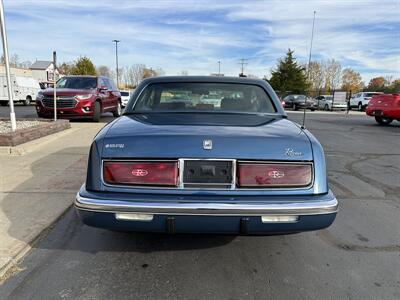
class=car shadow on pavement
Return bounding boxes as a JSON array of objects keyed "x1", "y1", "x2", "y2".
[{"x1": 2, "y1": 147, "x2": 236, "y2": 257}]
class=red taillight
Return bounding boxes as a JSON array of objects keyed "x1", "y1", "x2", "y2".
[
  {"x1": 103, "y1": 161, "x2": 178, "y2": 186},
  {"x1": 237, "y1": 163, "x2": 312, "y2": 188}
]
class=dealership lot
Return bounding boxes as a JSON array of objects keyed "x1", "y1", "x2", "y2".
[{"x1": 0, "y1": 106, "x2": 399, "y2": 299}]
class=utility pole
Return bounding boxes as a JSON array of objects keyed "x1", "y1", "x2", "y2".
[
  {"x1": 238, "y1": 58, "x2": 248, "y2": 77},
  {"x1": 0, "y1": 0, "x2": 16, "y2": 131},
  {"x1": 113, "y1": 40, "x2": 120, "y2": 89},
  {"x1": 217, "y1": 60, "x2": 221, "y2": 76}
]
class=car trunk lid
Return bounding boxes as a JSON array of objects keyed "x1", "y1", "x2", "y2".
[
  {"x1": 101, "y1": 114, "x2": 313, "y2": 161},
  {"x1": 368, "y1": 94, "x2": 400, "y2": 109}
]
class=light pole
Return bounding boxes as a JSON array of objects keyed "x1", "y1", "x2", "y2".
[
  {"x1": 113, "y1": 40, "x2": 120, "y2": 89},
  {"x1": 217, "y1": 60, "x2": 221, "y2": 76},
  {"x1": 0, "y1": 0, "x2": 16, "y2": 131}
]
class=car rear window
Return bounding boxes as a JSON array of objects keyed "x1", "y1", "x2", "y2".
[
  {"x1": 131, "y1": 82, "x2": 276, "y2": 114},
  {"x1": 365, "y1": 93, "x2": 382, "y2": 97}
]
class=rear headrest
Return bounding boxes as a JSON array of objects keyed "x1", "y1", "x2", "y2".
[
  {"x1": 157, "y1": 102, "x2": 186, "y2": 110},
  {"x1": 221, "y1": 98, "x2": 251, "y2": 111}
]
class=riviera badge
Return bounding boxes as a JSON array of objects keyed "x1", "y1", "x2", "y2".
[{"x1": 285, "y1": 148, "x2": 303, "y2": 157}]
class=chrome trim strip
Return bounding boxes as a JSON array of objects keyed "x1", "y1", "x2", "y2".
[{"x1": 75, "y1": 193, "x2": 338, "y2": 216}]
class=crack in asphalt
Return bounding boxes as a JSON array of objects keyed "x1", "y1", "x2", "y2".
[{"x1": 344, "y1": 155, "x2": 400, "y2": 196}]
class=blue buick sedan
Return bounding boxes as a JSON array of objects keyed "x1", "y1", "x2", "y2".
[{"x1": 75, "y1": 76, "x2": 338, "y2": 234}]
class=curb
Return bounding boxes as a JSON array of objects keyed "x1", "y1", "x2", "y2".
[{"x1": 0, "y1": 126, "x2": 79, "y2": 156}]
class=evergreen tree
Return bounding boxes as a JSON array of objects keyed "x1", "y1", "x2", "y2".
[
  {"x1": 70, "y1": 56, "x2": 96, "y2": 75},
  {"x1": 268, "y1": 49, "x2": 309, "y2": 94}
]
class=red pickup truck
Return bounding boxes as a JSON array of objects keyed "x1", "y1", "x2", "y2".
[
  {"x1": 366, "y1": 94, "x2": 400, "y2": 125},
  {"x1": 36, "y1": 76, "x2": 122, "y2": 122}
]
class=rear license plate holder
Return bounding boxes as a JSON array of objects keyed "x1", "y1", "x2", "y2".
[{"x1": 183, "y1": 160, "x2": 233, "y2": 184}]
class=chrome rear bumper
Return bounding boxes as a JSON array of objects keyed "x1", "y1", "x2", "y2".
[{"x1": 75, "y1": 192, "x2": 338, "y2": 216}]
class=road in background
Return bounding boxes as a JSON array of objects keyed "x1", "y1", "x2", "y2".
[{"x1": 0, "y1": 109, "x2": 399, "y2": 299}]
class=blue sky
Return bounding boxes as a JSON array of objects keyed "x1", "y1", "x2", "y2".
[{"x1": 4, "y1": 0, "x2": 400, "y2": 82}]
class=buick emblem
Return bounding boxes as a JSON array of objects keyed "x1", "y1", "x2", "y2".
[
  {"x1": 203, "y1": 139, "x2": 212, "y2": 150},
  {"x1": 268, "y1": 170, "x2": 285, "y2": 179},
  {"x1": 131, "y1": 169, "x2": 148, "y2": 177}
]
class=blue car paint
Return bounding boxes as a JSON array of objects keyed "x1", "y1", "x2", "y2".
[
  {"x1": 77, "y1": 76, "x2": 337, "y2": 234},
  {"x1": 77, "y1": 210, "x2": 336, "y2": 234}
]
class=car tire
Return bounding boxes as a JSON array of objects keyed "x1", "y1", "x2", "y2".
[
  {"x1": 358, "y1": 102, "x2": 363, "y2": 111},
  {"x1": 310, "y1": 108, "x2": 315, "y2": 111},
  {"x1": 375, "y1": 116, "x2": 393, "y2": 125},
  {"x1": 293, "y1": 104, "x2": 299, "y2": 111},
  {"x1": 112, "y1": 101, "x2": 122, "y2": 117},
  {"x1": 0, "y1": 102, "x2": 7, "y2": 106},
  {"x1": 324, "y1": 104, "x2": 329, "y2": 111},
  {"x1": 92, "y1": 101, "x2": 101, "y2": 122},
  {"x1": 23, "y1": 96, "x2": 32, "y2": 106}
]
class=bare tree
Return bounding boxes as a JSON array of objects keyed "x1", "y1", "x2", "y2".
[
  {"x1": 18, "y1": 60, "x2": 32, "y2": 69},
  {"x1": 124, "y1": 64, "x2": 146, "y2": 87},
  {"x1": 324, "y1": 59, "x2": 342, "y2": 92},
  {"x1": 97, "y1": 65, "x2": 111, "y2": 77},
  {"x1": 306, "y1": 61, "x2": 324, "y2": 93},
  {"x1": 123, "y1": 65, "x2": 165, "y2": 87},
  {"x1": 385, "y1": 75, "x2": 393, "y2": 86},
  {"x1": 153, "y1": 67, "x2": 165, "y2": 76},
  {"x1": 9, "y1": 54, "x2": 19, "y2": 67}
]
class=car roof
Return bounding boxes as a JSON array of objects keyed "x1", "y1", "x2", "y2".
[{"x1": 141, "y1": 75, "x2": 266, "y2": 85}]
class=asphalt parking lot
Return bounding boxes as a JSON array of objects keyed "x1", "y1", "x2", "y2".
[{"x1": 0, "y1": 105, "x2": 399, "y2": 299}]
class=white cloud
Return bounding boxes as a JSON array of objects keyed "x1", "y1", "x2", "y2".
[{"x1": 3, "y1": 0, "x2": 399, "y2": 81}]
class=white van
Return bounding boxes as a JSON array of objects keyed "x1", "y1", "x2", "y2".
[{"x1": 0, "y1": 75, "x2": 41, "y2": 106}]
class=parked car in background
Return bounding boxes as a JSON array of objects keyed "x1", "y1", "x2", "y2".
[
  {"x1": 0, "y1": 75, "x2": 41, "y2": 106},
  {"x1": 36, "y1": 76, "x2": 122, "y2": 122},
  {"x1": 200, "y1": 94, "x2": 222, "y2": 107},
  {"x1": 365, "y1": 93, "x2": 400, "y2": 125},
  {"x1": 120, "y1": 90, "x2": 131, "y2": 108},
  {"x1": 75, "y1": 76, "x2": 338, "y2": 235},
  {"x1": 316, "y1": 93, "x2": 347, "y2": 111},
  {"x1": 284, "y1": 94, "x2": 316, "y2": 111},
  {"x1": 315, "y1": 95, "x2": 333, "y2": 110},
  {"x1": 349, "y1": 92, "x2": 383, "y2": 111}
]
